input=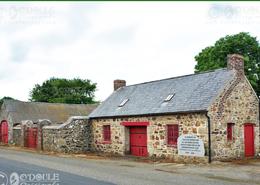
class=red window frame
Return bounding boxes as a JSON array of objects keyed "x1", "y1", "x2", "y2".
[
  {"x1": 103, "y1": 125, "x2": 111, "y2": 142},
  {"x1": 227, "y1": 123, "x2": 234, "y2": 141},
  {"x1": 167, "y1": 125, "x2": 179, "y2": 145}
]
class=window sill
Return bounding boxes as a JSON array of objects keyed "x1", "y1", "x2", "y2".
[{"x1": 167, "y1": 144, "x2": 177, "y2": 148}]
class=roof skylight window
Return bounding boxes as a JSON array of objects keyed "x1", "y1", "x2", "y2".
[
  {"x1": 118, "y1": 99, "x2": 129, "y2": 107},
  {"x1": 164, "y1": 94, "x2": 175, "y2": 102}
]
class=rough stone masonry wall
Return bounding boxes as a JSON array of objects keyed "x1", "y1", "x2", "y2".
[
  {"x1": 42, "y1": 117, "x2": 91, "y2": 153},
  {"x1": 8, "y1": 118, "x2": 14, "y2": 144},
  {"x1": 12, "y1": 127, "x2": 21, "y2": 146},
  {"x1": 209, "y1": 75, "x2": 260, "y2": 160},
  {"x1": 91, "y1": 113, "x2": 208, "y2": 163},
  {"x1": 37, "y1": 120, "x2": 52, "y2": 151}
]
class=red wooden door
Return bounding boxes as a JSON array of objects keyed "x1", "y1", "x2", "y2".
[
  {"x1": 130, "y1": 127, "x2": 147, "y2": 157},
  {"x1": 244, "y1": 124, "x2": 254, "y2": 157},
  {"x1": 1, "y1": 121, "x2": 8, "y2": 144},
  {"x1": 27, "y1": 128, "x2": 37, "y2": 149}
]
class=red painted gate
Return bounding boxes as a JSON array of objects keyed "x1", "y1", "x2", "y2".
[
  {"x1": 1, "y1": 121, "x2": 8, "y2": 144},
  {"x1": 130, "y1": 127, "x2": 147, "y2": 157},
  {"x1": 244, "y1": 124, "x2": 254, "y2": 157},
  {"x1": 27, "y1": 128, "x2": 38, "y2": 149}
]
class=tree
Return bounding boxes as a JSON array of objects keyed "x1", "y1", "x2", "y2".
[
  {"x1": 30, "y1": 78, "x2": 97, "y2": 104},
  {"x1": 195, "y1": 32, "x2": 260, "y2": 96},
  {"x1": 0, "y1": 97, "x2": 14, "y2": 106}
]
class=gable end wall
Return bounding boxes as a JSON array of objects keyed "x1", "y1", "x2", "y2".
[{"x1": 208, "y1": 74, "x2": 259, "y2": 160}]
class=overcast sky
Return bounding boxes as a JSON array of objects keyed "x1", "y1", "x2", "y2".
[{"x1": 1, "y1": 2, "x2": 260, "y2": 102}]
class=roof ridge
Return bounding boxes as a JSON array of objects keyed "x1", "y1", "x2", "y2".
[
  {"x1": 4, "y1": 99, "x2": 98, "y2": 106},
  {"x1": 124, "y1": 68, "x2": 228, "y2": 88}
]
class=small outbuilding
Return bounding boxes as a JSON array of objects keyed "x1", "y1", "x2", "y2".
[
  {"x1": 89, "y1": 54, "x2": 260, "y2": 162},
  {"x1": 0, "y1": 99, "x2": 98, "y2": 144}
]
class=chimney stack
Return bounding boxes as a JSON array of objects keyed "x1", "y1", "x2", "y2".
[
  {"x1": 114, "y1": 79, "x2": 126, "y2": 91},
  {"x1": 227, "y1": 54, "x2": 244, "y2": 74}
]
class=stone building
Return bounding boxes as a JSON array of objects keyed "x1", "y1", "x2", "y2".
[
  {"x1": 0, "y1": 99, "x2": 98, "y2": 144},
  {"x1": 89, "y1": 54, "x2": 260, "y2": 162}
]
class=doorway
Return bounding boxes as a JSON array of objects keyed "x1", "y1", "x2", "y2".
[
  {"x1": 244, "y1": 124, "x2": 254, "y2": 157},
  {"x1": 1, "y1": 121, "x2": 8, "y2": 144},
  {"x1": 130, "y1": 126, "x2": 147, "y2": 157}
]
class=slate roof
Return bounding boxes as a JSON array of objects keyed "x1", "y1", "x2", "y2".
[
  {"x1": 89, "y1": 69, "x2": 235, "y2": 118},
  {"x1": 0, "y1": 100, "x2": 98, "y2": 124}
]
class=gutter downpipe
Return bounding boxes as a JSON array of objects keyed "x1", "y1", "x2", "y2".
[{"x1": 206, "y1": 111, "x2": 212, "y2": 163}]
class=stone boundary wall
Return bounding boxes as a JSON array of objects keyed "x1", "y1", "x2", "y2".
[
  {"x1": 12, "y1": 126, "x2": 21, "y2": 146},
  {"x1": 42, "y1": 116, "x2": 91, "y2": 153},
  {"x1": 37, "y1": 119, "x2": 52, "y2": 151}
]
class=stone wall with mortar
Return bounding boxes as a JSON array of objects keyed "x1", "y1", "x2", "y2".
[
  {"x1": 42, "y1": 117, "x2": 91, "y2": 153},
  {"x1": 37, "y1": 119, "x2": 52, "y2": 151},
  {"x1": 208, "y1": 72, "x2": 260, "y2": 160},
  {"x1": 90, "y1": 113, "x2": 209, "y2": 163},
  {"x1": 12, "y1": 126, "x2": 21, "y2": 146}
]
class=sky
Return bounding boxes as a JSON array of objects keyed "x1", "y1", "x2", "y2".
[{"x1": 1, "y1": 2, "x2": 260, "y2": 102}]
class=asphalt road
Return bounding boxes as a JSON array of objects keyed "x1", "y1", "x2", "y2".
[
  {"x1": 0, "y1": 157, "x2": 114, "y2": 185},
  {"x1": 0, "y1": 147, "x2": 259, "y2": 185}
]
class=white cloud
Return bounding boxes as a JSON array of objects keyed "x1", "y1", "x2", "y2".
[{"x1": 1, "y1": 2, "x2": 260, "y2": 101}]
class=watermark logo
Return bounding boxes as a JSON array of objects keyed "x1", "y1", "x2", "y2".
[
  {"x1": 0, "y1": 171, "x2": 8, "y2": 185},
  {"x1": 0, "y1": 172, "x2": 60, "y2": 185},
  {"x1": 9, "y1": 172, "x2": 19, "y2": 185},
  {"x1": 207, "y1": 4, "x2": 260, "y2": 24},
  {"x1": 208, "y1": 4, "x2": 237, "y2": 19},
  {"x1": 0, "y1": 5, "x2": 56, "y2": 25}
]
